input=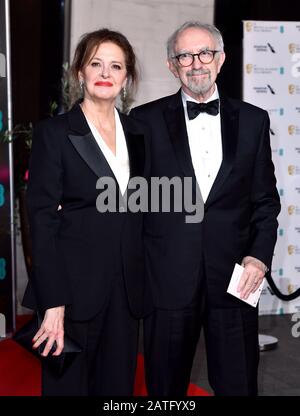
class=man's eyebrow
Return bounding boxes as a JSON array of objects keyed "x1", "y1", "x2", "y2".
[
  {"x1": 175, "y1": 49, "x2": 191, "y2": 55},
  {"x1": 176, "y1": 46, "x2": 213, "y2": 55}
]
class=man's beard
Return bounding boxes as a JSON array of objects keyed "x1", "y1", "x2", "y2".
[{"x1": 186, "y1": 69, "x2": 212, "y2": 96}]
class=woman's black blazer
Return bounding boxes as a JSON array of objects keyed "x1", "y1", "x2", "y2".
[{"x1": 22, "y1": 103, "x2": 151, "y2": 320}]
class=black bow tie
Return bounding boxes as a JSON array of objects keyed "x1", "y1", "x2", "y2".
[{"x1": 186, "y1": 99, "x2": 219, "y2": 120}]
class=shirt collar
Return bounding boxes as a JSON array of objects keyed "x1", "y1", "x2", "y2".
[{"x1": 181, "y1": 84, "x2": 219, "y2": 107}]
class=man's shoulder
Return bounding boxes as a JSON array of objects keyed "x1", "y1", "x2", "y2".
[
  {"x1": 119, "y1": 111, "x2": 151, "y2": 134},
  {"x1": 224, "y1": 96, "x2": 268, "y2": 117},
  {"x1": 131, "y1": 92, "x2": 179, "y2": 115}
]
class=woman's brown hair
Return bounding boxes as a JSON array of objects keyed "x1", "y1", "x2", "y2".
[{"x1": 70, "y1": 28, "x2": 138, "y2": 110}]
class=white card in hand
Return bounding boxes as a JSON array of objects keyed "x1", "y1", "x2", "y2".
[{"x1": 227, "y1": 263, "x2": 264, "y2": 307}]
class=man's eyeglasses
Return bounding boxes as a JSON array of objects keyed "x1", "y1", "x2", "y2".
[{"x1": 173, "y1": 50, "x2": 221, "y2": 67}]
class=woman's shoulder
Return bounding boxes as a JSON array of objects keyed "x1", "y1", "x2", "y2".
[
  {"x1": 33, "y1": 101, "x2": 86, "y2": 137},
  {"x1": 34, "y1": 111, "x2": 69, "y2": 135}
]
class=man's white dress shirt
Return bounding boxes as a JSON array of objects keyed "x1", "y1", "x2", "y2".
[{"x1": 181, "y1": 87, "x2": 222, "y2": 203}]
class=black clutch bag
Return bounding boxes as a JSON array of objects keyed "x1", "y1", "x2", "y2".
[{"x1": 13, "y1": 314, "x2": 82, "y2": 378}]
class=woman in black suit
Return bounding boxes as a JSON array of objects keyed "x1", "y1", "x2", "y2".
[{"x1": 22, "y1": 28, "x2": 151, "y2": 395}]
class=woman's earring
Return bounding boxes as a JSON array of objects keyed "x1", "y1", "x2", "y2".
[
  {"x1": 79, "y1": 79, "x2": 84, "y2": 93},
  {"x1": 122, "y1": 86, "x2": 127, "y2": 101}
]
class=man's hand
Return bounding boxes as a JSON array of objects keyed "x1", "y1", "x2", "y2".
[
  {"x1": 237, "y1": 256, "x2": 267, "y2": 300},
  {"x1": 32, "y1": 306, "x2": 65, "y2": 357}
]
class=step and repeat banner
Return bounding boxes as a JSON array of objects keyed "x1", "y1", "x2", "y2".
[
  {"x1": 243, "y1": 21, "x2": 300, "y2": 315},
  {"x1": 0, "y1": 0, "x2": 16, "y2": 335}
]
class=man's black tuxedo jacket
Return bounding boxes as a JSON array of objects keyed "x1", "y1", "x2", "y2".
[
  {"x1": 131, "y1": 89, "x2": 281, "y2": 310},
  {"x1": 22, "y1": 103, "x2": 151, "y2": 321}
]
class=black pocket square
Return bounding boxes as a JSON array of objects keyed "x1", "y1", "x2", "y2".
[{"x1": 13, "y1": 314, "x2": 82, "y2": 378}]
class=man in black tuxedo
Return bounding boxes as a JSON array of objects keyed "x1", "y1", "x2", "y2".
[{"x1": 131, "y1": 21, "x2": 280, "y2": 396}]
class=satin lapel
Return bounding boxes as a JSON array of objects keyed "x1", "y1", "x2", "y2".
[
  {"x1": 205, "y1": 96, "x2": 239, "y2": 207},
  {"x1": 163, "y1": 91, "x2": 196, "y2": 179},
  {"x1": 67, "y1": 102, "x2": 116, "y2": 181},
  {"x1": 68, "y1": 132, "x2": 115, "y2": 180}
]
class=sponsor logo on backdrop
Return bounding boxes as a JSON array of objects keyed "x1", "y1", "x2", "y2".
[
  {"x1": 261, "y1": 288, "x2": 271, "y2": 297},
  {"x1": 267, "y1": 84, "x2": 276, "y2": 94},
  {"x1": 288, "y1": 284, "x2": 299, "y2": 294},
  {"x1": 268, "y1": 108, "x2": 284, "y2": 116},
  {"x1": 270, "y1": 268, "x2": 284, "y2": 277},
  {"x1": 288, "y1": 84, "x2": 300, "y2": 94},
  {"x1": 289, "y1": 43, "x2": 300, "y2": 54},
  {"x1": 267, "y1": 42, "x2": 276, "y2": 53},
  {"x1": 288, "y1": 205, "x2": 300, "y2": 215},
  {"x1": 272, "y1": 148, "x2": 284, "y2": 156},
  {"x1": 244, "y1": 21, "x2": 300, "y2": 316},
  {"x1": 253, "y1": 43, "x2": 276, "y2": 53},
  {"x1": 246, "y1": 22, "x2": 284, "y2": 33},
  {"x1": 246, "y1": 64, "x2": 253, "y2": 74},
  {"x1": 253, "y1": 85, "x2": 276, "y2": 94},
  {"x1": 245, "y1": 21, "x2": 253, "y2": 32},
  {"x1": 288, "y1": 245, "x2": 300, "y2": 255},
  {"x1": 288, "y1": 165, "x2": 300, "y2": 175},
  {"x1": 288, "y1": 125, "x2": 300, "y2": 135},
  {"x1": 245, "y1": 65, "x2": 284, "y2": 75}
]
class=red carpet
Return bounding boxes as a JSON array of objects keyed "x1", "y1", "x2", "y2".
[{"x1": 0, "y1": 315, "x2": 210, "y2": 396}]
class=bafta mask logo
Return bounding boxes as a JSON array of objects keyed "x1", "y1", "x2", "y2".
[
  {"x1": 288, "y1": 284, "x2": 295, "y2": 294},
  {"x1": 288, "y1": 125, "x2": 296, "y2": 135},
  {"x1": 289, "y1": 43, "x2": 296, "y2": 54},
  {"x1": 245, "y1": 22, "x2": 252, "y2": 32},
  {"x1": 288, "y1": 245, "x2": 294, "y2": 255},
  {"x1": 288, "y1": 84, "x2": 295, "y2": 94},
  {"x1": 246, "y1": 64, "x2": 253, "y2": 74},
  {"x1": 288, "y1": 205, "x2": 295, "y2": 215},
  {"x1": 288, "y1": 165, "x2": 295, "y2": 175}
]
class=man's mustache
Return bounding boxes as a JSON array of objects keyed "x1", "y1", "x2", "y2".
[{"x1": 186, "y1": 69, "x2": 210, "y2": 76}]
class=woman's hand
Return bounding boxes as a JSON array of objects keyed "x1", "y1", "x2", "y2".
[{"x1": 32, "y1": 306, "x2": 65, "y2": 356}]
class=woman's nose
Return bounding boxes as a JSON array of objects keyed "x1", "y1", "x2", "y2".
[{"x1": 99, "y1": 65, "x2": 109, "y2": 78}]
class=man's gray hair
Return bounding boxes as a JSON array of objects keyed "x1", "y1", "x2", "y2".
[{"x1": 167, "y1": 21, "x2": 224, "y2": 59}]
